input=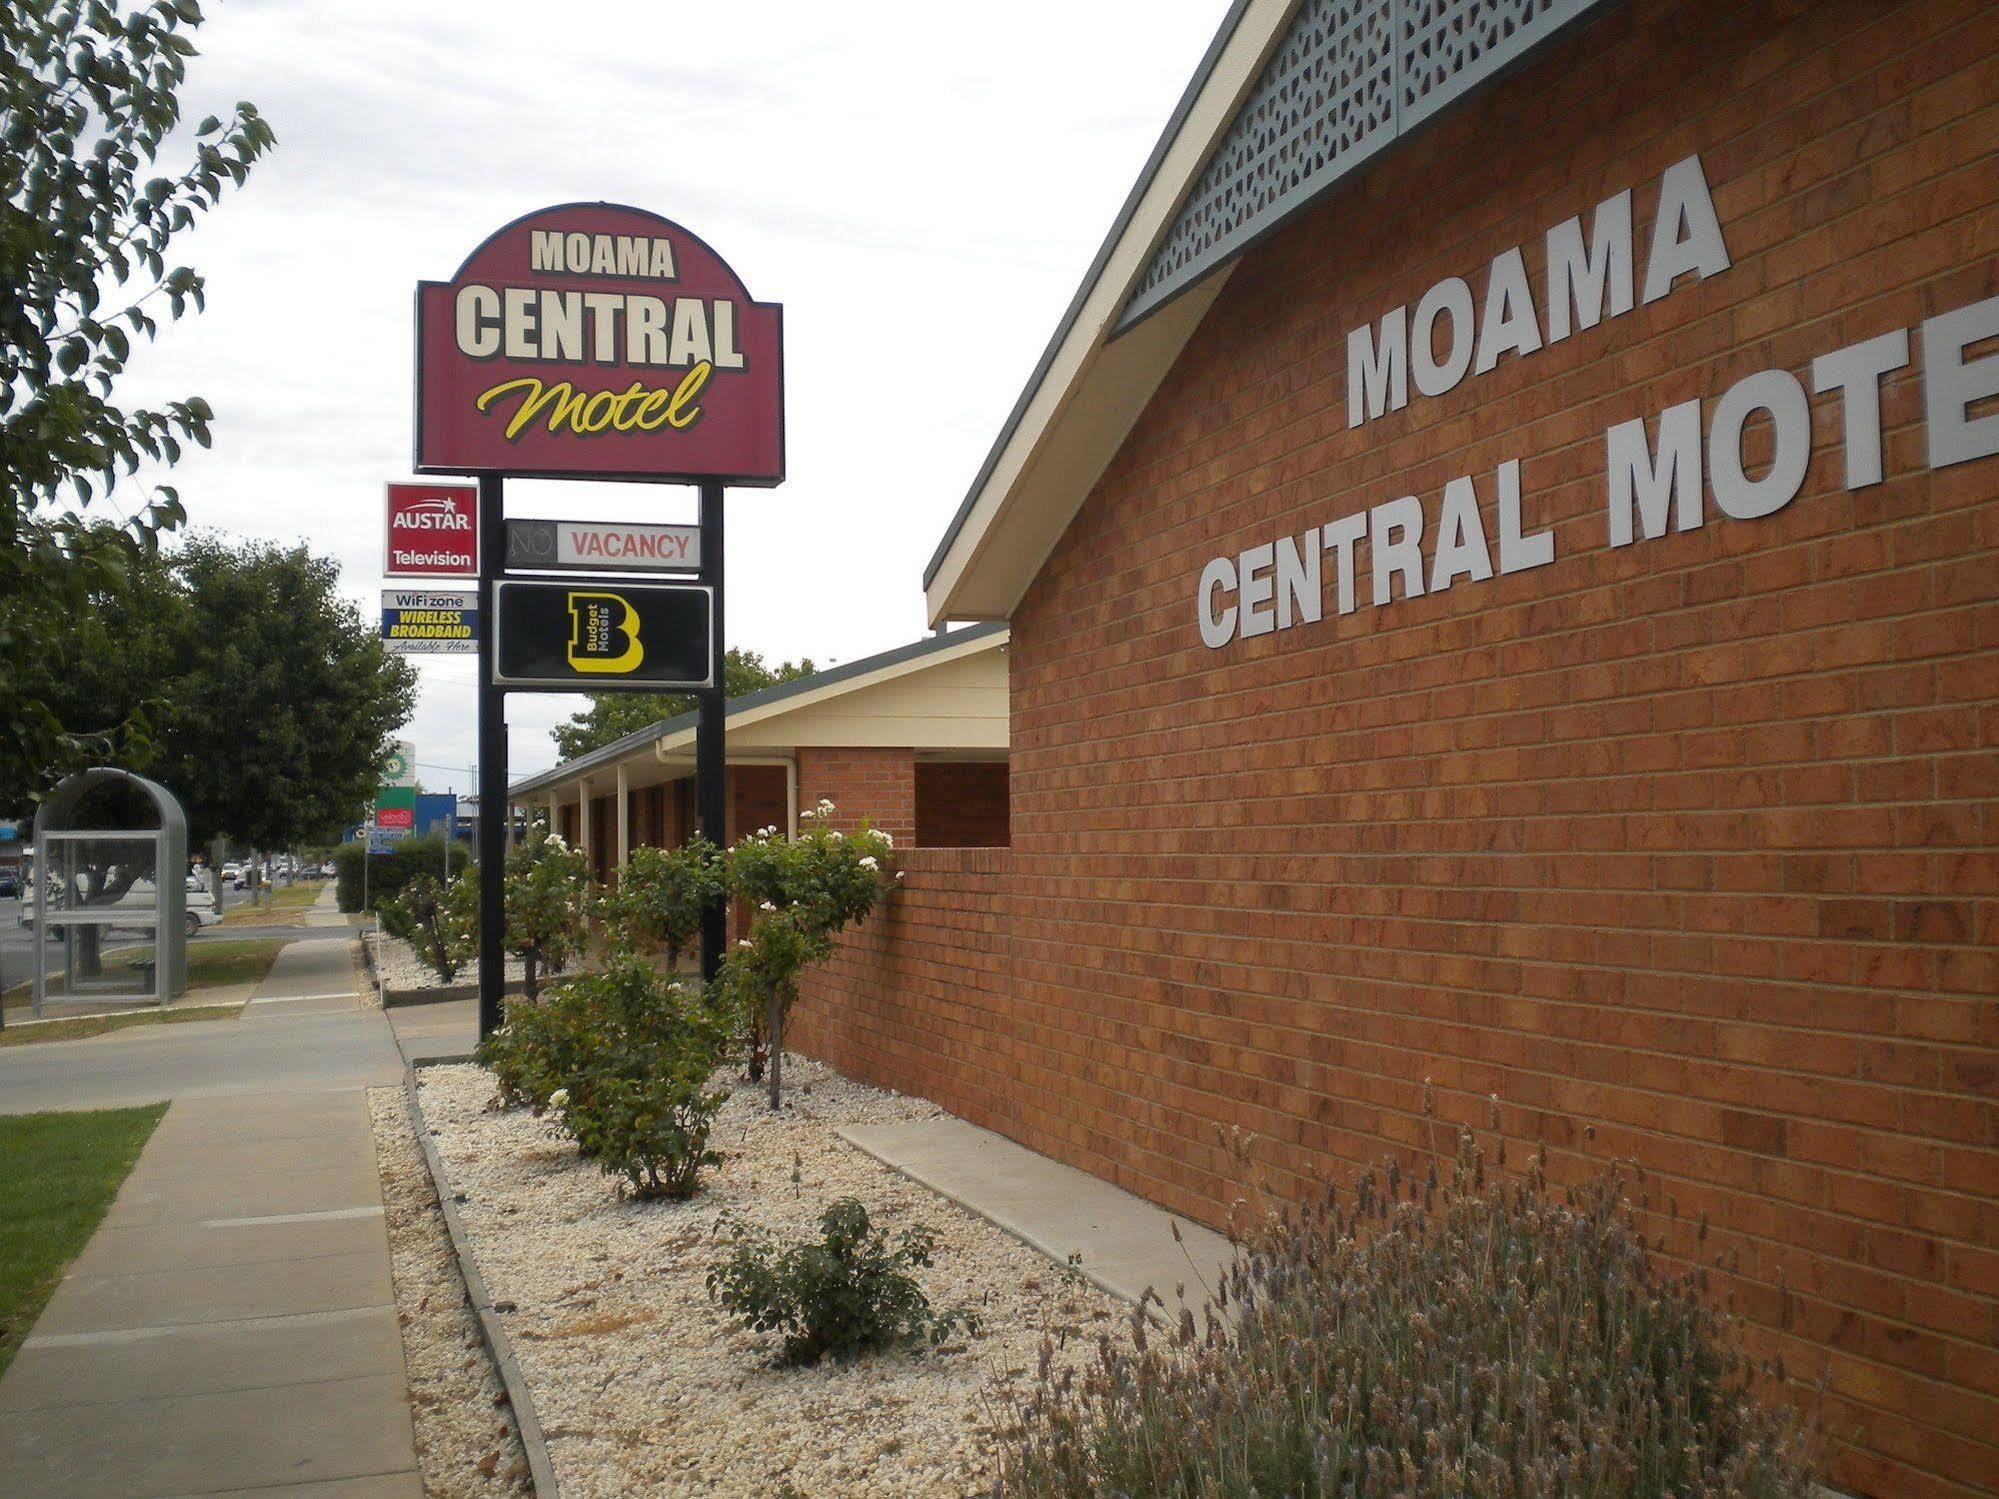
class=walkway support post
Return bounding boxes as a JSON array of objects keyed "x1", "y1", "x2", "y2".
[
  {"x1": 698, "y1": 480, "x2": 726, "y2": 984},
  {"x1": 477, "y1": 474, "x2": 507, "y2": 1041}
]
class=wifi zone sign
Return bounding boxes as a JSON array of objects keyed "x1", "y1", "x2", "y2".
[{"x1": 385, "y1": 483, "x2": 478, "y2": 576}]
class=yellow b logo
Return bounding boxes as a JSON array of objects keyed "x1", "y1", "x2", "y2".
[{"x1": 565, "y1": 592, "x2": 645, "y2": 674}]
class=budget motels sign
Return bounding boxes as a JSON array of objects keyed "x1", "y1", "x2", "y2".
[
  {"x1": 413, "y1": 203, "x2": 784, "y2": 484},
  {"x1": 385, "y1": 483, "x2": 477, "y2": 576}
]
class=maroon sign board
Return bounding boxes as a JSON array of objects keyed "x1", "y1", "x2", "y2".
[
  {"x1": 385, "y1": 482, "x2": 478, "y2": 576},
  {"x1": 413, "y1": 203, "x2": 784, "y2": 484}
]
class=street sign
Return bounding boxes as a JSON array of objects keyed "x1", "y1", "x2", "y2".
[
  {"x1": 413, "y1": 203, "x2": 784, "y2": 484},
  {"x1": 386, "y1": 483, "x2": 478, "y2": 576},
  {"x1": 492, "y1": 580, "x2": 712, "y2": 690},
  {"x1": 381, "y1": 590, "x2": 478, "y2": 653},
  {"x1": 375, "y1": 784, "x2": 417, "y2": 830},
  {"x1": 505, "y1": 518, "x2": 700, "y2": 573},
  {"x1": 367, "y1": 830, "x2": 409, "y2": 854}
]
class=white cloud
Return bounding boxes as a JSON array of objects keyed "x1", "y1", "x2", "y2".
[{"x1": 107, "y1": 0, "x2": 1222, "y2": 794}]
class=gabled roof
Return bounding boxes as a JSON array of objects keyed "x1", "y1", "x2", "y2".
[
  {"x1": 508, "y1": 622, "x2": 1007, "y2": 799},
  {"x1": 924, "y1": 0, "x2": 1620, "y2": 625}
]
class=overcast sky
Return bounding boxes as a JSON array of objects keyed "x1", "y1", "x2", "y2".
[{"x1": 113, "y1": 0, "x2": 1222, "y2": 794}]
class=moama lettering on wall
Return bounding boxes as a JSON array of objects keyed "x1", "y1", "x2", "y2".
[{"x1": 1198, "y1": 153, "x2": 1999, "y2": 648}]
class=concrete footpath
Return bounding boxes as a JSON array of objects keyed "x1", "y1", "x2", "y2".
[{"x1": 0, "y1": 933, "x2": 421, "y2": 1498}]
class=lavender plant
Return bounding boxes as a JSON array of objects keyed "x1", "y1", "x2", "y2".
[{"x1": 994, "y1": 1107, "x2": 1812, "y2": 1498}]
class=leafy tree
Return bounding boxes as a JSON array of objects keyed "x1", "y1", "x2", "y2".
[
  {"x1": 551, "y1": 647, "x2": 815, "y2": 760},
  {"x1": 1, "y1": 532, "x2": 418, "y2": 850},
  {"x1": 3, "y1": 0, "x2": 275, "y2": 785}
]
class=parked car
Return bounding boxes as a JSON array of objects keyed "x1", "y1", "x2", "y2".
[{"x1": 0, "y1": 869, "x2": 18, "y2": 898}]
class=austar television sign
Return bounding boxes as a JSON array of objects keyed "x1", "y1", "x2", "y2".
[
  {"x1": 413, "y1": 203, "x2": 784, "y2": 484},
  {"x1": 385, "y1": 483, "x2": 478, "y2": 576}
]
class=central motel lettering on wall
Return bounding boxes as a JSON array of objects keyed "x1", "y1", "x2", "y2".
[
  {"x1": 414, "y1": 203, "x2": 783, "y2": 483},
  {"x1": 1196, "y1": 153, "x2": 1999, "y2": 648}
]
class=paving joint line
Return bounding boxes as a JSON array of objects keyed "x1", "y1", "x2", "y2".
[{"x1": 24, "y1": 1303, "x2": 392, "y2": 1351}]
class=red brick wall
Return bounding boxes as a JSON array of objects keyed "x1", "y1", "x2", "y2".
[
  {"x1": 789, "y1": 848, "x2": 1020, "y2": 1131},
  {"x1": 796, "y1": 3, "x2": 1999, "y2": 1494},
  {"x1": 914, "y1": 761, "x2": 1010, "y2": 847},
  {"x1": 727, "y1": 765, "x2": 789, "y2": 844},
  {"x1": 797, "y1": 746, "x2": 916, "y2": 847}
]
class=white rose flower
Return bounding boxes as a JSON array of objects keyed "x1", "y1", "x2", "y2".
[
  {"x1": 800, "y1": 807, "x2": 816, "y2": 820},
  {"x1": 859, "y1": 856, "x2": 879, "y2": 871},
  {"x1": 548, "y1": 1088, "x2": 569, "y2": 1108},
  {"x1": 817, "y1": 797, "x2": 835, "y2": 810},
  {"x1": 737, "y1": 938, "x2": 752, "y2": 949},
  {"x1": 759, "y1": 899, "x2": 776, "y2": 911},
  {"x1": 878, "y1": 831, "x2": 894, "y2": 849},
  {"x1": 829, "y1": 830, "x2": 843, "y2": 841}
]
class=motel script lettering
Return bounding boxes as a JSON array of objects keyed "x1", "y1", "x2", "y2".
[{"x1": 1198, "y1": 152, "x2": 1999, "y2": 649}]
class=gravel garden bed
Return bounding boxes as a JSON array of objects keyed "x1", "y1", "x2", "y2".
[
  {"x1": 365, "y1": 930, "x2": 534, "y2": 994},
  {"x1": 369, "y1": 1087, "x2": 532, "y2": 1496},
  {"x1": 412, "y1": 1056, "x2": 1124, "y2": 1497}
]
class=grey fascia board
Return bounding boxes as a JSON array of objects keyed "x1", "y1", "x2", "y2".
[
  {"x1": 920, "y1": 0, "x2": 1265, "y2": 595},
  {"x1": 506, "y1": 621, "x2": 1009, "y2": 800}
]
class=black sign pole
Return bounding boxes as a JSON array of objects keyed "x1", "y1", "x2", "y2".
[
  {"x1": 697, "y1": 481, "x2": 726, "y2": 984},
  {"x1": 476, "y1": 474, "x2": 507, "y2": 1040}
]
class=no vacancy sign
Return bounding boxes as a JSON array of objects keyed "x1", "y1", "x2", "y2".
[{"x1": 386, "y1": 483, "x2": 478, "y2": 575}]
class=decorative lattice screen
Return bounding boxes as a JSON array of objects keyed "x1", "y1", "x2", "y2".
[{"x1": 1121, "y1": 0, "x2": 1614, "y2": 329}]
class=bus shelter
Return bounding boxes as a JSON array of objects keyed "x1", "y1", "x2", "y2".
[{"x1": 30, "y1": 768, "x2": 190, "y2": 1016}]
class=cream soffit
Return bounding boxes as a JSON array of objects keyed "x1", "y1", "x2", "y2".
[
  {"x1": 921, "y1": 0, "x2": 1296, "y2": 626},
  {"x1": 509, "y1": 623, "x2": 1008, "y2": 801}
]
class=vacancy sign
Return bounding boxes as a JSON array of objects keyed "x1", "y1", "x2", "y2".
[
  {"x1": 386, "y1": 483, "x2": 478, "y2": 576},
  {"x1": 505, "y1": 518, "x2": 700, "y2": 573}
]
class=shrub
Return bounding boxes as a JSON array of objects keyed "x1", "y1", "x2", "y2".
[
  {"x1": 707, "y1": 1197, "x2": 977, "y2": 1366},
  {"x1": 992, "y1": 1113, "x2": 1812, "y2": 1499},
  {"x1": 475, "y1": 984, "x2": 596, "y2": 1111},
  {"x1": 721, "y1": 800, "x2": 895, "y2": 1107},
  {"x1": 599, "y1": 837, "x2": 724, "y2": 970},
  {"x1": 333, "y1": 833, "x2": 470, "y2": 914},
  {"x1": 377, "y1": 872, "x2": 473, "y2": 982},
  {"x1": 501, "y1": 821, "x2": 592, "y2": 998},
  {"x1": 479, "y1": 959, "x2": 732, "y2": 1200}
]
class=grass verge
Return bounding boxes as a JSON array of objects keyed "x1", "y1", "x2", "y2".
[
  {"x1": 0, "y1": 1102, "x2": 168, "y2": 1377},
  {"x1": 0, "y1": 1002, "x2": 246, "y2": 1048},
  {"x1": 219, "y1": 882, "x2": 321, "y2": 927},
  {"x1": 2, "y1": 938, "x2": 286, "y2": 1024}
]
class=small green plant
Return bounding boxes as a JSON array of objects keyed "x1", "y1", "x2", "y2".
[
  {"x1": 992, "y1": 1105, "x2": 1813, "y2": 1498},
  {"x1": 706, "y1": 1197, "x2": 978, "y2": 1366},
  {"x1": 599, "y1": 837, "x2": 723, "y2": 970}
]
